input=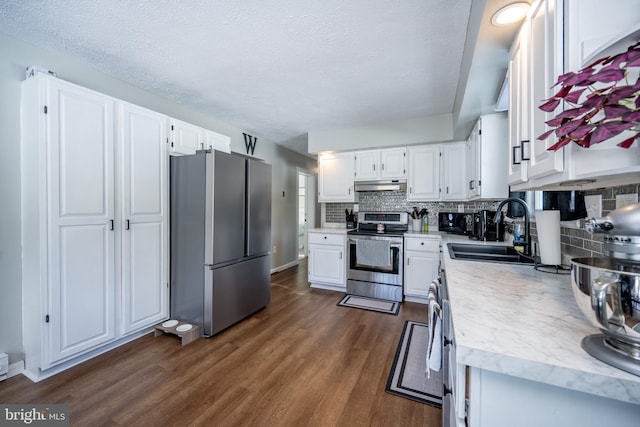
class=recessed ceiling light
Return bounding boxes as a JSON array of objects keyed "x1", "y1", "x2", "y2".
[{"x1": 491, "y1": 2, "x2": 530, "y2": 26}]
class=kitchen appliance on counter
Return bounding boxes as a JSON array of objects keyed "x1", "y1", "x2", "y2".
[
  {"x1": 471, "y1": 210, "x2": 504, "y2": 242},
  {"x1": 347, "y1": 212, "x2": 408, "y2": 302},
  {"x1": 170, "y1": 150, "x2": 272, "y2": 337},
  {"x1": 572, "y1": 202, "x2": 640, "y2": 376},
  {"x1": 438, "y1": 212, "x2": 472, "y2": 235}
]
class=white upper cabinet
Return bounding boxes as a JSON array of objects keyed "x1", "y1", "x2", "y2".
[
  {"x1": 318, "y1": 152, "x2": 355, "y2": 202},
  {"x1": 468, "y1": 114, "x2": 509, "y2": 200},
  {"x1": 407, "y1": 145, "x2": 440, "y2": 201},
  {"x1": 527, "y1": 0, "x2": 564, "y2": 179},
  {"x1": 169, "y1": 118, "x2": 205, "y2": 155},
  {"x1": 508, "y1": 0, "x2": 640, "y2": 190},
  {"x1": 354, "y1": 149, "x2": 380, "y2": 181},
  {"x1": 379, "y1": 147, "x2": 406, "y2": 179},
  {"x1": 560, "y1": 0, "x2": 640, "y2": 185},
  {"x1": 206, "y1": 130, "x2": 231, "y2": 153},
  {"x1": 441, "y1": 142, "x2": 467, "y2": 201},
  {"x1": 565, "y1": 0, "x2": 640, "y2": 71},
  {"x1": 354, "y1": 147, "x2": 406, "y2": 181},
  {"x1": 508, "y1": 20, "x2": 531, "y2": 186}
]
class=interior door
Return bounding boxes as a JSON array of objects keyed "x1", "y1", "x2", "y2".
[{"x1": 46, "y1": 78, "x2": 116, "y2": 366}]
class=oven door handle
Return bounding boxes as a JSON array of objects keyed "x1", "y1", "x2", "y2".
[{"x1": 348, "y1": 239, "x2": 403, "y2": 246}]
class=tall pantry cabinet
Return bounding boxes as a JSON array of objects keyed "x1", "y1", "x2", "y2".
[{"x1": 21, "y1": 74, "x2": 169, "y2": 377}]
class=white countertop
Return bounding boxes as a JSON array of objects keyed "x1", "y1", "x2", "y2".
[
  {"x1": 440, "y1": 234, "x2": 640, "y2": 405},
  {"x1": 309, "y1": 227, "x2": 348, "y2": 234}
]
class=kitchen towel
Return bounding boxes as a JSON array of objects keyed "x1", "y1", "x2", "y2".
[
  {"x1": 356, "y1": 239, "x2": 391, "y2": 267},
  {"x1": 535, "y1": 210, "x2": 561, "y2": 265},
  {"x1": 428, "y1": 278, "x2": 440, "y2": 302},
  {"x1": 426, "y1": 297, "x2": 442, "y2": 378}
]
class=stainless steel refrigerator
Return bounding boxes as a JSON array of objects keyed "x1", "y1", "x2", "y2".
[{"x1": 170, "y1": 150, "x2": 272, "y2": 336}]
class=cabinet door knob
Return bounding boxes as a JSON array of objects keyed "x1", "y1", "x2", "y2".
[
  {"x1": 323, "y1": 236, "x2": 327, "y2": 239},
  {"x1": 421, "y1": 242, "x2": 424, "y2": 245}
]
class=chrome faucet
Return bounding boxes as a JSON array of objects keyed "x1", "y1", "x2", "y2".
[{"x1": 493, "y1": 198, "x2": 531, "y2": 257}]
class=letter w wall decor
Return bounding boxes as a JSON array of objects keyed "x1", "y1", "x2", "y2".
[{"x1": 243, "y1": 133, "x2": 258, "y2": 155}]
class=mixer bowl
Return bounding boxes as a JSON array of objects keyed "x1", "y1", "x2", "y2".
[{"x1": 571, "y1": 257, "x2": 640, "y2": 358}]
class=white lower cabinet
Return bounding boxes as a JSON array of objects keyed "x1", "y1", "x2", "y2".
[
  {"x1": 403, "y1": 236, "x2": 440, "y2": 302},
  {"x1": 308, "y1": 231, "x2": 346, "y2": 290},
  {"x1": 21, "y1": 74, "x2": 169, "y2": 377}
]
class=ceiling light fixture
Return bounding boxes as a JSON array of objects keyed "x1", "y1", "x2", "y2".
[{"x1": 491, "y1": 2, "x2": 530, "y2": 26}]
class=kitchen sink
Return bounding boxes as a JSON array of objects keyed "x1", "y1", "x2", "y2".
[{"x1": 447, "y1": 243, "x2": 535, "y2": 264}]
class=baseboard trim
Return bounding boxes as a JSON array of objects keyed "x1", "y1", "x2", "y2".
[
  {"x1": 271, "y1": 259, "x2": 299, "y2": 274},
  {"x1": 8, "y1": 360, "x2": 25, "y2": 379},
  {"x1": 404, "y1": 295, "x2": 428, "y2": 305},
  {"x1": 310, "y1": 282, "x2": 346, "y2": 293},
  {"x1": 22, "y1": 328, "x2": 153, "y2": 383}
]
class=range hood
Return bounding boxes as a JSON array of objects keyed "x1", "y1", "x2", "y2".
[{"x1": 354, "y1": 180, "x2": 407, "y2": 192}]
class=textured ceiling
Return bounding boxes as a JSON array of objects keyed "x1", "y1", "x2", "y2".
[{"x1": 0, "y1": 0, "x2": 518, "y2": 157}]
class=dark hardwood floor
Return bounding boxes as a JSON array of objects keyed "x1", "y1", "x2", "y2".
[{"x1": 0, "y1": 260, "x2": 441, "y2": 426}]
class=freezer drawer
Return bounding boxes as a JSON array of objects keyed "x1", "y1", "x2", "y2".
[{"x1": 206, "y1": 255, "x2": 271, "y2": 336}]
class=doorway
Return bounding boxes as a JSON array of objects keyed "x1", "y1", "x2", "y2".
[{"x1": 297, "y1": 170, "x2": 316, "y2": 259}]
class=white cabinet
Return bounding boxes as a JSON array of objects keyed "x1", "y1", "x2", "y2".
[
  {"x1": 467, "y1": 114, "x2": 509, "y2": 200},
  {"x1": 119, "y1": 103, "x2": 169, "y2": 334},
  {"x1": 404, "y1": 236, "x2": 440, "y2": 302},
  {"x1": 507, "y1": 0, "x2": 640, "y2": 190},
  {"x1": 308, "y1": 232, "x2": 346, "y2": 290},
  {"x1": 318, "y1": 152, "x2": 355, "y2": 202},
  {"x1": 354, "y1": 150, "x2": 379, "y2": 180},
  {"x1": 508, "y1": 20, "x2": 531, "y2": 186},
  {"x1": 527, "y1": 0, "x2": 565, "y2": 180},
  {"x1": 206, "y1": 130, "x2": 231, "y2": 153},
  {"x1": 354, "y1": 147, "x2": 406, "y2": 181},
  {"x1": 466, "y1": 123, "x2": 480, "y2": 199},
  {"x1": 441, "y1": 142, "x2": 467, "y2": 201},
  {"x1": 407, "y1": 145, "x2": 441, "y2": 201},
  {"x1": 169, "y1": 118, "x2": 205, "y2": 155},
  {"x1": 565, "y1": 0, "x2": 640, "y2": 71},
  {"x1": 21, "y1": 74, "x2": 169, "y2": 375},
  {"x1": 21, "y1": 75, "x2": 117, "y2": 369},
  {"x1": 380, "y1": 148, "x2": 406, "y2": 180}
]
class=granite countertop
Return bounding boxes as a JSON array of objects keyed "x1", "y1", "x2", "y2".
[{"x1": 440, "y1": 234, "x2": 640, "y2": 405}]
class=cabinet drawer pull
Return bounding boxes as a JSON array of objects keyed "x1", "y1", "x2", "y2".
[
  {"x1": 512, "y1": 145, "x2": 521, "y2": 165},
  {"x1": 521, "y1": 139, "x2": 530, "y2": 161}
]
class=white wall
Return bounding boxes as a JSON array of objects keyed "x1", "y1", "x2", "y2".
[
  {"x1": 0, "y1": 32, "x2": 316, "y2": 365},
  {"x1": 307, "y1": 114, "x2": 454, "y2": 153}
]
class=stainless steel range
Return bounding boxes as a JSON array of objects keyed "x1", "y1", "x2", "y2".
[{"x1": 347, "y1": 212, "x2": 408, "y2": 302}]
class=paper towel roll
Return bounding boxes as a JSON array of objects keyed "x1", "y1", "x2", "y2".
[{"x1": 535, "y1": 210, "x2": 561, "y2": 265}]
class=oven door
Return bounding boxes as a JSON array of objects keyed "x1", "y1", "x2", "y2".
[{"x1": 347, "y1": 236, "x2": 403, "y2": 286}]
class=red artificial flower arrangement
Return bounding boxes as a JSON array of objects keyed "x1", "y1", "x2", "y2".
[{"x1": 538, "y1": 40, "x2": 640, "y2": 151}]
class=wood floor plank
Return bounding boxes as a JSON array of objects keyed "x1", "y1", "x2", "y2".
[{"x1": 0, "y1": 260, "x2": 440, "y2": 426}]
